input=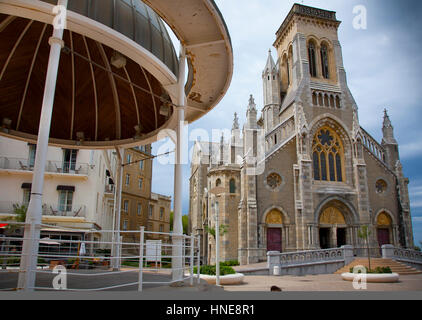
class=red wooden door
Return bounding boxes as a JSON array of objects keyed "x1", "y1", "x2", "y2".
[
  {"x1": 377, "y1": 228, "x2": 390, "y2": 246},
  {"x1": 267, "y1": 228, "x2": 282, "y2": 252}
]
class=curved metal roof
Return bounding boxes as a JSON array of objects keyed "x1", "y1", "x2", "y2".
[
  {"x1": 145, "y1": 0, "x2": 234, "y2": 124},
  {"x1": 41, "y1": 0, "x2": 179, "y2": 75},
  {"x1": 0, "y1": 0, "x2": 233, "y2": 148}
]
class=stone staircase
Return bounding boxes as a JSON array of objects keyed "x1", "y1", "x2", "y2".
[{"x1": 335, "y1": 258, "x2": 422, "y2": 275}]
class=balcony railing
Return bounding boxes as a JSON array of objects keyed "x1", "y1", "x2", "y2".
[
  {"x1": 0, "y1": 201, "x2": 86, "y2": 218},
  {"x1": 104, "y1": 184, "x2": 115, "y2": 194},
  {"x1": 0, "y1": 157, "x2": 89, "y2": 175}
]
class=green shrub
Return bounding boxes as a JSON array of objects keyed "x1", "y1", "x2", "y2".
[
  {"x1": 193, "y1": 265, "x2": 236, "y2": 276},
  {"x1": 220, "y1": 260, "x2": 240, "y2": 267},
  {"x1": 350, "y1": 266, "x2": 392, "y2": 274}
]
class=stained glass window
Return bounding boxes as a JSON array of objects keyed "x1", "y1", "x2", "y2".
[
  {"x1": 312, "y1": 127, "x2": 344, "y2": 182},
  {"x1": 321, "y1": 44, "x2": 329, "y2": 79},
  {"x1": 308, "y1": 42, "x2": 317, "y2": 77},
  {"x1": 267, "y1": 173, "x2": 282, "y2": 190}
]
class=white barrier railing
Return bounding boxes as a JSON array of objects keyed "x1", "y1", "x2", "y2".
[
  {"x1": 267, "y1": 246, "x2": 355, "y2": 275},
  {"x1": 381, "y1": 245, "x2": 422, "y2": 264},
  {"x1": 0, "y1": 222, "x2": 201, "y2": 291}
]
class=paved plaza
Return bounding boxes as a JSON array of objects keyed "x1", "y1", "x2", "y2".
[{"x1": 1, "y1": 267, "x2": 422, "y2": 293}]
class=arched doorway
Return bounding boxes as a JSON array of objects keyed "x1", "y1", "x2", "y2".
[
  {"x1": 265, "y1": 210, "x2": 283, "y2": 252},
  {"x1": 376, "y1": 212, "x2": 392, "y2": 247},
  {"x1": 318, "y1": 207, "x2": 348, "y2": 249}
]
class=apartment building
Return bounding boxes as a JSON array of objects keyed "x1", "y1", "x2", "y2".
[{"x1": 0, "y1": 137, "x2": 171, "y2": 246}]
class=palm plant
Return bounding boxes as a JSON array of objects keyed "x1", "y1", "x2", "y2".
[{"x1": 204, "y1": 224, "x2": 228, "y2": 239}]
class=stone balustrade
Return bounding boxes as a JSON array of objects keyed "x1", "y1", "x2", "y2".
[
  {"x1": 267, "y1": 245, "x2": 354, "y2": 276},
  {"x1": 382, "y1": 244, "x2": 422, "y2": 265}
]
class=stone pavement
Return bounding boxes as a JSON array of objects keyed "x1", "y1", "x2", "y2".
[
  {"x1": 1, "y1": 267, "x2": 421, "y2": 293},
  {"x1": 222, "y1": 274, "x2": 422, "y2": 292}
]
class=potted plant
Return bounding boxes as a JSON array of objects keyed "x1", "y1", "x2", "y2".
[{"x1": 193, "y1": 264, "x2": 244, "y2": 285}]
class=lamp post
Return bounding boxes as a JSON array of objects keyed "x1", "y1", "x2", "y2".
[
  {"x1": 208, "y1": 186, "x2": 224, "y2": 286},
  {"x1": 215, "y1": 200, "x2": 220, "y2": 286}
]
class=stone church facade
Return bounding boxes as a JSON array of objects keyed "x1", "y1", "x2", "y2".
[{"x1": 188, "y1": 4, "x2": 414, "y2": 265}]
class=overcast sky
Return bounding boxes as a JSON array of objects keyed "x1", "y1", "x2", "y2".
[{"x1": 151, "y1": 0, "x2": 422, "y2": 246}]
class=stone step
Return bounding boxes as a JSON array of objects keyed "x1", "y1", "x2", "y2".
[{"x1": 335, "y1": 258, "x2": 422, "y2": 275}]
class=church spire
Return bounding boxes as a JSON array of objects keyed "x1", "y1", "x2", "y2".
[
  {"x1": 263, "y1": 49, "x2": 276, "y2": 74},
  {"x1": 382, "y1": 109, "x2": 397, "y2": 145},
  {"x1": 246, "y1": 94, "x2": 258, "y2": 129}
]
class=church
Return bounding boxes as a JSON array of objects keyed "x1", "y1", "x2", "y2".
[{"x1": 188, "y1": 4, "x2": 415, "y2": 265}]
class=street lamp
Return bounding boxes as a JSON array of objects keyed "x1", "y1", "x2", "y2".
[
  {"x1": 208, "y1": 186, "x2": 225, "y2": 286},
  {"x1": 214, "y1": 200, "x2": 220, "y2": 286}
]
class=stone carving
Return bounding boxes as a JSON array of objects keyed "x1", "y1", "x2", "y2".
[
  {"x1": 377, "y1": 212, "x2": 392, "y2": 226},
  {"x1": 319, "y1": 207, "x2": 346, "y2": 225},
  {"x1": 266, "y1": 210, "x2": 283, "y2": 224}
]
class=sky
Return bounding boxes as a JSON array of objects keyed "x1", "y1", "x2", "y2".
[{"x1": 151, "y1": 0, "x2": 422, "y2": 247}]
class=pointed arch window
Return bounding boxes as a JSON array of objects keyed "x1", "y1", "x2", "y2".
[
  {"x1": 320, "y1": 44, "x2": 330, "y2": 79},
  {"x1": 229, "y1": 178, "x2": 236, "y2": 194},
  {"x1": 308, "y1": 41, "x2": 317, "y2": 77},
  {"x1": 312, "y1": 127, "x2": 345, "y2": 182}
]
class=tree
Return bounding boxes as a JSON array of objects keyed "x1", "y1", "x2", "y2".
[
  {"x1": 358, "y1": 225, "x2": 372, "y2": 271},
  {"x1": 169, "y1": 212, "x2": 189, "y2": 235},
  {"x1": 204, "y1": 224, "x2": 228, "y2": 239}
]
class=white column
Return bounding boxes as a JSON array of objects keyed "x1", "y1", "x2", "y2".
[
  {"x1": 18, "y1": 0, "x2": 68, "y2": 291},
  {"x1": 215, "y1": 200, "x2": 220, "y2": 286},
  {"x1": 172, "y1": 45, "x2": 186, "y2": 283},
  {"x1": 111, "y1": 148, "x2": 123, "y2": 271}
]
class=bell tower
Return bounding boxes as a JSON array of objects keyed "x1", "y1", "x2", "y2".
[{"x1": 272, "y1": 4, "x2": 355, "y2": 117}]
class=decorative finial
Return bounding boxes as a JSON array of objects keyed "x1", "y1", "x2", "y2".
[
  {"x1": 383, "y1": 108, "x2": 392, "y2": 128},
  {"x1": 232, "y1": 112, "x2": 239, "y2": 130},
  {"x1": 249, "y1": 94, "x2": 255, "y2": 105}
]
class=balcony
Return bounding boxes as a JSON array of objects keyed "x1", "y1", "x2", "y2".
[
  {"x1": 42, "y1": 204, "x2": 86, "y2": 218},
  {"x1": 104, "y1": 184, "x2": 115, "y2": 194},
  {"x1": 0, "y1": 157, "x2": 89, "y2": 176},
  {"x1": 0, "y1": 201, "x2": 86, "y2": 218}
]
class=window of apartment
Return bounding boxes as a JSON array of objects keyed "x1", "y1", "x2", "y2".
[
  {"x1": 126, "y1": 154, "x2": 132, "y2": 165},
  {"x1": 58, "y1": 190, "x2": 73, "y2": 212},
  {"x1": 28, "y1": 144, "x2": 36, "y2": 168},
  {"x1": 139, "y1": 160, "x2": 144, "y2": 170},
  {"x1": 125, "y1": 174, "x2": 130, "y2": 186},
  {"x1": 23, "y1": 189, "x2": 31, "y2": 206},
  {"x1": 63, "y1": 149, "x2": 77, "y2": 173},
  {"x1": 148, "y1": 223, "x2": 153, "y2": 231},
  {"x1": 159, "y1": 224, "x2": 164, "y2": 233},
  {"x1": 149, "y1": 205, "x2": 154, "y2": 218},
  {"x1": 123, "y1": 220, "x2": 128, "y2": 231},
  {"x1": 123, "y1": 200, "x2": 129, "y2": 213},
  {"x1": 137, "y1": 203, "x2": 142, "y2": 216},
  {"x1": 138, "y1": 178, "x2": 143, "y2": 190},
  {"x1": 160, "y1": 207, "x2": 164, "y2": 220}
]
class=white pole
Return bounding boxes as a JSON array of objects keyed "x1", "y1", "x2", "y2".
[
  {"x1": 18, "y1": 0, "x2": 68, "y2": 291},
  {"x1": 111, "y1": 148, "x2": 123, "y2": 271},
  {"x1": 197, "y1": 234, "x2": 201, "y2": 285},
  {"x1": 138, "y1": 227, "x2": 145, "y2": 291},
  {"x1": 172, "y1": 44, "x2": 186, "y2": 283},
  {"x1": 190, "y1": 234, "x2": 194, "y2": 286},
  {"x1": 215, "y1": 200, "x2": 220, "y2": 286}
]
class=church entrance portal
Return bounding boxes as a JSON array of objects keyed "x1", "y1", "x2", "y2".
[
  {"x1": 267, "y1": 228, "x2": 282, "y2": 252},
  {"x1": 319, "y1": 228, "x2": 330, "y2": 249},
  {"x1": 337, "y1": 228, "x2": 347, "y2": 247},
  {"x1": 318, "y1": 206, "x2": 350, "y2": 249}
]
